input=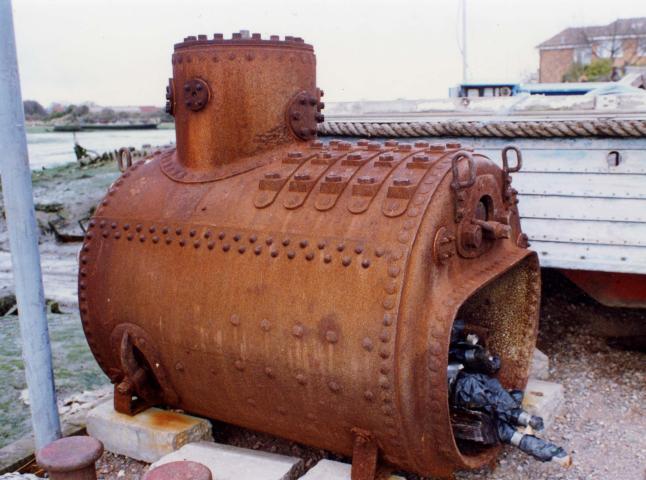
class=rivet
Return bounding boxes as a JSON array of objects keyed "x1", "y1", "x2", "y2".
[
  {"x1": 247, "y1": 398, "x2": 256, "y2": 407},
  {"x1": 379, "y1": 376, "x2": 391, "y2": 390},
  {"x1": 234, "y1": 359, "x2": 245, "y2": 371},
  {"x1": 148, "y1": 226, "x2": 156, "y2": 233},
  {"x1": 218, "y1": 232, "x2": 226, "y2": 240},
  {"x1": 305, "y1": 252, "x2": 314, "y2": 261},
  {"x1": 270, "y1": 249, "x2": 279, "y2": 257},
  {"x1": 204, "y1": 230, "x2": 212, "y2": 239},
  {"x1": 388, "y1": 265, "x2": 401, "y2": 278},
  {"x1": 361, "y1": 259, "x2": 371, "y2": 268},
  {"x1": 179, "y1": 239, "x2": 186, "y2": 247},
  {"x1": 233, "y1": 234, "x2": 241, "y2": 241},
  {"x1": 317, "y1": 240, "x2": 326, "y2": 249},
  {"x1": 292, "y1": 324, "x2": 304, "y2": 338},
  {"x1": 383, "y1": 297, "x2": 395, "y2": 310},
  {"x1": 299, "y1": 239, "x2": 309, "y2": 248},
  {"x1": 296, "y1": 373, "x2": 307, "y2": 385},
  {"x1": 260, "y1": 319, "x2": 271, "y2": 331},
  {"x1": 80, "y1": 268, "x2": 87, "y2": 277},
  {"x1": 89, "y1": 220, "x2": 96, "y2": 228},
  {"x1": 325, "y1": 331, "x2": 338, "y2": 343},
  {"x1": 79, "y1": 281, "x2": 86, "y2": 290},
  {"x1": 100, "y1": 220, "x2": 107, "y2": 228},
  {"x1": 161, "y1": 226, "x2": 169, "y2": 234},
  {"x1": 165, "y1": 237, "x2": 172, "y2": 245},
  {"x1": 111, "y1": 222, "x2": 117, "y2": 229},
  {"x1": 323, "y1": 254, "x2": 332, "y2": 263},
  {"x1": 238, "y1": 245, "x2": 246, "y2": 254},
  {"x1": 139, "y1": 235, "x2": 146, "y2": 242},
  {"x1": 355, "y1": 246, "x2": 364, "y2": 254},
  {"x1": 266, "y1": 237, "x2": 273, "y2": 246},
  {"x1": 152, "y1": 236, "x2": 159, "y2": 244},
  {"x1": 189, "y1": 229, "x2": 197, "y2": 237},
  {"x1": 176, "y1": 228, "x2": 182, "y2": 235},
  {"x1": 249, "y1": 234, "x2": 257, "y2": 243},
  {"x1": 254, "y1": 245, "x2": 262, "y2": 255},
  {"x1": 80, "y1": 256, "x2": 88, "y2": 264},
  {"x1": 282, "y1": 238, "x2": 290, "y2": 246},
  {"x1": 379, "y1": 348, "x2": 391, "y2": 359},
  {"x1": 86, "y1": 232, "x2": 93, "y2": 239},
  {"x1": 328, "y1": 381, "x2": 341, "y2": 393},
  {"x1": 208, "y1": 241, "x2": 215, "y2": 250},
  {"x1": 102, "y1": 231, "x2": 109, "y2": 238},
  {"x1": 380, "y1": 330, "x2": 391, "y2": 342},
  {"x1": 264, "y1": 367, "x2": 275, "y2": 378},
  {"x1": 127, "y1": 234, "x2": 133, "y2": 241},
  {"x1": 342, "y1": 256, "x2": 351, "y2": 267},
  {"x1": 135, "y1": 224, "x2": 142, "y2": 232},
  {"x1": 380, "y1": 365, "x2": 390, "y2": 375},
  {"x1": 337, "y1": 243, "x2": 345, "y2": 252},
  {"x1": 287, "y1": 250, "x2": 295, "y2": 259},
  {"x1": 194, "y1": 240, "x2": 201, "y2": 248},
  {"x1": 362, "y1": 337, "x2": 374, "y2": 351},
  {"x1": 222, "y1": 243, "x2": 230, "y2": 252},
  {"x1": 175, "y1": 362, "x2": 184, "y2": 372},
  {"x1": 277, "y1": 406, "x2": 287, "y2": 415},
  {"x1": 230, "y1": 314, "x2": 240, "y2": 326},
  {"x1": 364, "y1": 390, "x2": 375, "y2": 401}
]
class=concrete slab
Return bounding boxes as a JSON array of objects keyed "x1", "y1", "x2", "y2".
[
  {"x1": 522, "y1": 379, "x2": 564, "y2": 430},
  {"x1": 300, "y1": 460, "x2": 405, "y2": 480},
  {"x1": 86, "y1": 399, "x2": 212, "y2": 463},
  {"x1": 529, "y1": 348, "x2": 550, "y2": 380},
  {"x1": 150, "y1": 441, "x2": 303, "y2": 480}
]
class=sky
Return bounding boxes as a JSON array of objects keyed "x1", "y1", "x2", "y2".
[{"x1": 11, "y1": 0, "x2": 646, "y2": 107}]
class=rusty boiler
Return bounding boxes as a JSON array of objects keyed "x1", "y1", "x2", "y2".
[{"x1": 79, "y1": 33, "x2": 540, "y2": 478}]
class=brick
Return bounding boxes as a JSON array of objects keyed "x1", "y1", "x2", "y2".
[
  {"x1": 86, "y1": 399, "x2": 213, "y2": 463},
  {"x1": 150, "y1": 442, "x2": 303, "y2": 480},
  {"x1": 300, "y1": 460, "x2": 405, "y2": 480},
  {"x1": 529, "y1": 348, "x2": 550, "y2": 380},
  {"x1": 522, "y1": 379, "x2": 564, "y2": 430}
]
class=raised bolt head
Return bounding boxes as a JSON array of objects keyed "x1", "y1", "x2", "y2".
[
  {"x1": 358, "y1": 176, "x2": 376, "y2": 184},
  {"x1": 393, "y1": 178, "x2": 411, "y2": 186},
  {"x1": 325, "y1": 173, "x2": 342, "y2": 182}
]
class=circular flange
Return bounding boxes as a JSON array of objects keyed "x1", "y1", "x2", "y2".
[{"x1": 182, "y1": 78, "x2": 210, "y2": 112}]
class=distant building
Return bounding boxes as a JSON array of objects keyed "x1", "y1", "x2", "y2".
[{"x1": 538, "y1": 17, "x2": 646, "y2": 82}]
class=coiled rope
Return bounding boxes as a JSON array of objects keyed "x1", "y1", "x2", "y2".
[{"x1": 318, "y1": 119, "x2": 646, "y2": 138}]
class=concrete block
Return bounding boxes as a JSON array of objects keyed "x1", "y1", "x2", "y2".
[
  {"x1": 300, "y1": 460, "x2": 405, "y2": 480},
  {"x1": 529, "y1": 348, "x2": 550, "y2": 380},
  {"x1": 86, "y1": 399, "x2": 213, "y2": 463},
  {"x1": 522, "y1": 379, "x2": 564, "y2": 430},
  {"x1": 150, "y1": 441, "x2": 303, "y2": 480}
]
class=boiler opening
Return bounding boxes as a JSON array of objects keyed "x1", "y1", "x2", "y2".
[{"x1": 447, "y1": 255, "x2": 539, "y2": 457}]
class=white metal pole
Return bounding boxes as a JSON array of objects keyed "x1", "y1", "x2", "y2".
[
  {"x1": 0, "y1": 0, "x2": 61, "y2": 448},
  {"x1": 462, "y1": 0, "x2": 468, "y2": 84}
]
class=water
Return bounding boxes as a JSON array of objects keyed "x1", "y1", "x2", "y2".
[{"x1": 26, "y1": 129, "x2": 176, "y2": 170}]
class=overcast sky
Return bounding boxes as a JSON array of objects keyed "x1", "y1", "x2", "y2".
[{"x1": 11, "y1": 0, "x2": 646, "y2": 106}]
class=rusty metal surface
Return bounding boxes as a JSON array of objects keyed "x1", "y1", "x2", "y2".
[
  {"x1": 143, "y1": 461, "x2": 212, "y2": 480},
  {"x1": 78, "y1": 33, "x2": 539, "y2": 478},
  {"x1": 36, "y1": 436, "x2": 103, "y2": 480}
]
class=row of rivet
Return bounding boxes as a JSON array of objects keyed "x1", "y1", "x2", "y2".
[{"x1": 86, "y1": 222, "x2": 387, "y2": 268}]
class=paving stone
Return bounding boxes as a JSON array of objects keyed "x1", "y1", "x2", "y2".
[
  {"x1": 300, "y1": 459, "x2": 405, "y2": 479},
  {"x1": 522, "y1": 379, "x2": 564, "y2": 430},
  {"x1": 86, "y1": 399, "x2": 212, "y2": 463},
  {"x1": 150, "y1": 441, "x2": 303, "y2": 480},
  {"x1": 529, "y1": 348, "x2": 550, "y2": 380}
]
